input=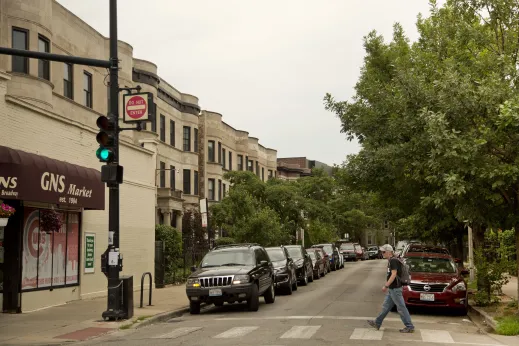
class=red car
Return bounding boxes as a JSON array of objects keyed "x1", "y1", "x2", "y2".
[{"x1": 402, "y1": 253, "x2": 469, "y2": 314}]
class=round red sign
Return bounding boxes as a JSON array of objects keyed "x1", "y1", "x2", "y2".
[{"x1": 125, "y1": 95, "x2": 147, "y2": 119}]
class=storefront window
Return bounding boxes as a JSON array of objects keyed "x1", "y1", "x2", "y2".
[{"x1": 21, "y1": 208, "x2": 80, "y2": 290}]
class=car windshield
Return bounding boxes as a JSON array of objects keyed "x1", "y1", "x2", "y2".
[
  {"x1": 408, "y1": 246, "x2": 449, "y2": 254},
  {"x1": 341, "y1": 243, "x2": 354, "y2": 250},
  {"x1": 200, "y1": 250, "x2": 255, "y2": 268},
  {"x1": 405, "y1": 257, "x2": 457, "y2": 273},
  {"x1": 287, "y1": 247, "x2": 302, "y2": 258},
  {"x1": 368, "y1": 246, "x2": 378, "y2": 251},
  {"x1": 322, "y1": 245, "x2": 333, "y2": 253},
  {"x1": 307, "y1": 251, "x2": 316, "y2": 260},
  {"x1": 266, "y1": 248, "x2": 286, "y2": 261}
]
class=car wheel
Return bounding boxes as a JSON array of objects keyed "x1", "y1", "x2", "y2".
[
  {"x1": 247, "y1": 283, "x2": 259, "y2": 311},
  {"x1": 316, "y1": 268, "x2": 321, "y2": 279},
  {"x1": 308, "y1": 267, "x2": 314, "y2": 282},
  {"x1": 264, "y1": 282, "x2": 275, "y2": 304},
  {"x1": 189, "y1": 301, "x2": 201, "y2": 314},
  {"x1": 214, "y1": 301, "x2": 224, "y2": 307},
  {"x1": 292, "y1": 270, "x2": 298, "y2": 291},
  {"x1": 301, "y1": 269, "x2": 308, "y2": 286},
  {"x1": 286, "y1": 276, "x2": 293, "y2": 295}
]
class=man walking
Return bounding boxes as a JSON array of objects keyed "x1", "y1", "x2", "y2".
[{"x1": 367, "y1": 244, "x2": 414, "y2": 333}]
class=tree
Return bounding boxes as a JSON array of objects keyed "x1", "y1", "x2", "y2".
[{"x1": 324, "y1": 0, "x2": 519, "y2": 304}]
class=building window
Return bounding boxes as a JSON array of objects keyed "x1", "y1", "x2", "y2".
[
  {"x1": 222, "y1": 148, "x2": 226, "y2": 168},
  {"x1": 218, "y1": 179, "x2": 222, "y2": 201},
  {"x1": 262, "y1": 167, "x2": 265, "y2": 181},
  {"x1": 38, "y1": 35, "x2": 50, "y2": 80},
  {"x1": 208, "y1": 141, "x2": 215, "y2": 162},
  {"x1": 248, "y1": 160, "x2": 253, "y2": 172},
  {"x1": 170, "y1": 120, "x2": 175, "y2": 146},
  {"x1": 21, "y1": 208, "x2": 80, "y2": 290},
  {"x1": 160, "y1": 161, "x2": 166, "y2": 187},
  {"x1": 83, "y1": 71, "x2": 93, "y2": 108},
  {"x1": 183, "y1": 169, "x2": 191, "y2": 194},
  {"x1": 238, "y1": 155, "x2": 243, "y2": 170},
  {"x1": 194, "y1": 171, "x2": 199, "y2": 195},
  {"x1": 268, "y1": 170, "x2": 273, "y2": 179},
  {"x1": 218, "y1": 142, "x2": 222, "y2": 163},
  {"x1": 183, "y1": 126, "x2": 191, "y2": 151},
  {"x1": 256, "y1": 161, "x2": 260, "y2": 176},
  {"x1": 12, "y1": 28, "x2": 28, "y2": 73},
  {"x1": 229, "y1": 152, "x2": 233, "y2": 170},
  {"x1": 223, "y1": 183, "x2": 226, "y2": 197},
  {"x1": 170, "y1": 165, "x2": 175, "y2": 190},
  {"x1": 194, "y1": 128, "x2": 199, "y2": 152},
  {"x1": 208, "y1": 179, "x2": 215, "y2": 200},
  {"x1": 160, "y1": 115, "x2": 166, "y2": 142},
  {"x1": 384, "y1": 220, "x2": 389, "y2": 229},
  {"x1": 63, "y1": 64, "x2": 73, "y2": 99},
  {"x1": 150, "y1": 111, "x2": 156, "y2": 132}
]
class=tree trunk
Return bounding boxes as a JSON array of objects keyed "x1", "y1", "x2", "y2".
[{"x1": 473, "y1": 224, "x2": 490, "y2": 298}]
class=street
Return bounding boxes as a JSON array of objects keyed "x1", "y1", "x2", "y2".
[{"x1": 77, "y1": 260, "x2": 507, "y2": 346}]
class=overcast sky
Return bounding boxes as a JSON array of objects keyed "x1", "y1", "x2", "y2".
[{"x1": 58, "y1": 0, "x2": 436, "y2": 166}]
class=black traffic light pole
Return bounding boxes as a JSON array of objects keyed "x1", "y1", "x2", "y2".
[{"x1": 0, "y1": 0, "x2": 125, "y2": 320}]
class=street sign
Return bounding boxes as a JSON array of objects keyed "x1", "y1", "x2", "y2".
[
  {"x1": 201, "y1": 213, "x2": 208, "y2": 228},
  {"x1": 123, "y1": 93, "x2": 152, "y2": 123},
  {"x1": 85, "y1": 233, "x2": 95, "y2": 273},
  {"x1": 199, "y1": 198, "x2": 208, "y2": 214}
]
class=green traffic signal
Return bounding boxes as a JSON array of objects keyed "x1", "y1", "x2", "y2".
[{"x1": 96, "y1": 147, "x2": 113, "y2": 162}]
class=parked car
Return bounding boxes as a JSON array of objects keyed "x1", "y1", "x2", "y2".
[
  {"x1": 283, "y1": 245, "x2": 314, "y2": 286},
  {"x1": 306, "y1": 248, "x2": 326, "y2": 279},
  {"x1": 185, "y1": 243, "x2": 276, "y2": 314},
  {"x1": 265, "y1": 246, "x2": 298, "y2": 294},
  {"x1": 312, "y1": 243, "x2": 340, "y2": 271},
  {"x1": 362, "y1": 247, "x2": 369, "y2": 260},
  {"x1": 340, "y1": 242, "x2": 363, "y2": 261},
  {"x1": 402, "y1": 253, "x2": 469, "y2": 315},
  {"x1": 366, "y1": 245, "x2": 381, "y2": 259},
  {"x1": 312, "y1": 247, "x2": 328, "y2": 276},
  {"x1": 401, "y1": 244, "x2": 464, "y2": 267}
]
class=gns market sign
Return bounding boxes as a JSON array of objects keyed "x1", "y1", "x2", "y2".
[{"x1": 0, "y1": 146, "x2": 105, "y2": 210}]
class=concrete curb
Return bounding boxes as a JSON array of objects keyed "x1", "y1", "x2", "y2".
[
  {"x1": 468, "y1": 304, "x2": 497, "y2": 332},
  {"x1": 124, "y1": 303, "x2": 208, "y2": 330}
]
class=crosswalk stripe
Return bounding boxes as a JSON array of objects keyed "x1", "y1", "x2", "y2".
[
  {"x1": 350, "y1": 328, "x2": 384, "y2": 340},
  {"x1": 421, "y1": 329, "x2": 455, "y2": 343},
  {"x1": 214, "y1": 326, "x2": 258, "y2": 338},
  {"x1": 153, "y1": 327, "x2": 202, "y2": 339},
  {"x1": 280, "y1": 325, "x2": 321, "y2": 339}
]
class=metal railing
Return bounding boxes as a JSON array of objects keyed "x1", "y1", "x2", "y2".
[{"x1": 140, "y1": 272, "x2": 153, "y2": 308}]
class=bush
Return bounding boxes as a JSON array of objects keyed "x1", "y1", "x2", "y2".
[{"x1": 155, "y1": 224, "x2": 182, "y2": 283}]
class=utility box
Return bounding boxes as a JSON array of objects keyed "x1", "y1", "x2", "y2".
[{"x1": 120, "y1": 275, "x2": 134, "y2": 319}]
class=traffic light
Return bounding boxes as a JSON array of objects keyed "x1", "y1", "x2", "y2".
[{"x1": 96, "y1": 116, "x2": 116, "y2": 163}]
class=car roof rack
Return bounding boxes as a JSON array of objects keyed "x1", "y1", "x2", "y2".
[{"x1": 213, "y1": 243, "x2": 260, "y2": 250}]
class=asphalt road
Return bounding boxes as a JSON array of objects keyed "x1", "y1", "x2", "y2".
[{"x1": 78, "y1": 259, "x2": 512, "y2": 346}]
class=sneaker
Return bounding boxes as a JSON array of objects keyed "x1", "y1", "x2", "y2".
[
  {"x1": 399, "y1": 327, "x2": 415, "y2": 333},
  {"x1": 367, "y1": 320, "x2": 380, "y2": 330}
]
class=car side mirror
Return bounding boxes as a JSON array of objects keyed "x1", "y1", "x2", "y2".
[{"x1": 190, "y1": 265, "x2": 197, "y2": 272}]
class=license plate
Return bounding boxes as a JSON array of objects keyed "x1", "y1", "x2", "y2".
[
  {"x1": 420, "y1": 293, "x2": 435, "y2": 301},
  {"x1": 209, "y1": 289, "x2": 222, "y2": 297}
]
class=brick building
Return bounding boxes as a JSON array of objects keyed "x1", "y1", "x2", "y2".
[{"x1": 277, "y1": 157, "x2": 332, "y2": 180}]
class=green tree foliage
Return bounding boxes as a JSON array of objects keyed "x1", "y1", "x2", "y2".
[
  {"x1": 155, "y1": 224, "x2": 183, "y2": 283},
  {"x1": 324, "y1": 0, "x2": 519, "y2": 303}
]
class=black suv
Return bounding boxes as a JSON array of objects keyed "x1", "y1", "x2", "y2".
[
  {"x1": 283, "y1": 245, "x2": 313, "y2": 286},
  {"x1": 186, "y1": 243, "x2": 276, "y2": 314}
]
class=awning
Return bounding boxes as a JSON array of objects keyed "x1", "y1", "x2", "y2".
[{"x1": 0, "y1": 145, "x2": 105, "y2": 210}]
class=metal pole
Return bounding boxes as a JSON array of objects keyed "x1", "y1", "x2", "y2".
[
  {"x1": 468, "y1": 226, "x2": 475, "y2": 282},
  {"x1": 0, "y1": 47, "x2": 110, "y2": 67},
  {"x1": 102, "y1": 0, "x2": 123, "y2": 320}
]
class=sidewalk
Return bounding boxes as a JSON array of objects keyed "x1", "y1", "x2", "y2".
[
  {"x1": 0, "y1": 285, "x2": 189, "y2": 345},
  {"x1": 502, "y1": 275, "x2": 517, "y2": 300}
]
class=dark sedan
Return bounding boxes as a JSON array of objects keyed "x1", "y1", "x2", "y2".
[
  {"x1": 283, "y1": 245, "x2": 314, "y2": 286},
  {"x1": 306, "y1": 248, "x2": 326, "y2": 279},
  {"x1": 265, "y1": 246, "x2": 298, "y2": 294}
]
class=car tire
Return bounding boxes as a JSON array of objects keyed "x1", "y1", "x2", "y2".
[
  {"x1": 331, "y1": 263, "x2": 336, "y2": 271},
  {"x1": 301, "y1": 269, "x2": 308, "y2": 286},
  {"x1": 247, "y1": 283, "x2": 260, "y2": 311},
  {"x1": 292, "y1": 270, "x2": 298, "y2": 291},
  {"x1": 189, "y1": 301, "x2": 201, "y2": 314},
  {"x1": 285, "y1": 277, "x2": 293, "y2": 295},
  {"x1": 264, "y1": 282, "x2": 276, "y2": 304},
  {"x1": 214, "y1": 301, "x2": 224, "y2": 307},
  {"x1": 316, "y1": 268, "x2": 321, "y2": 279}
]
